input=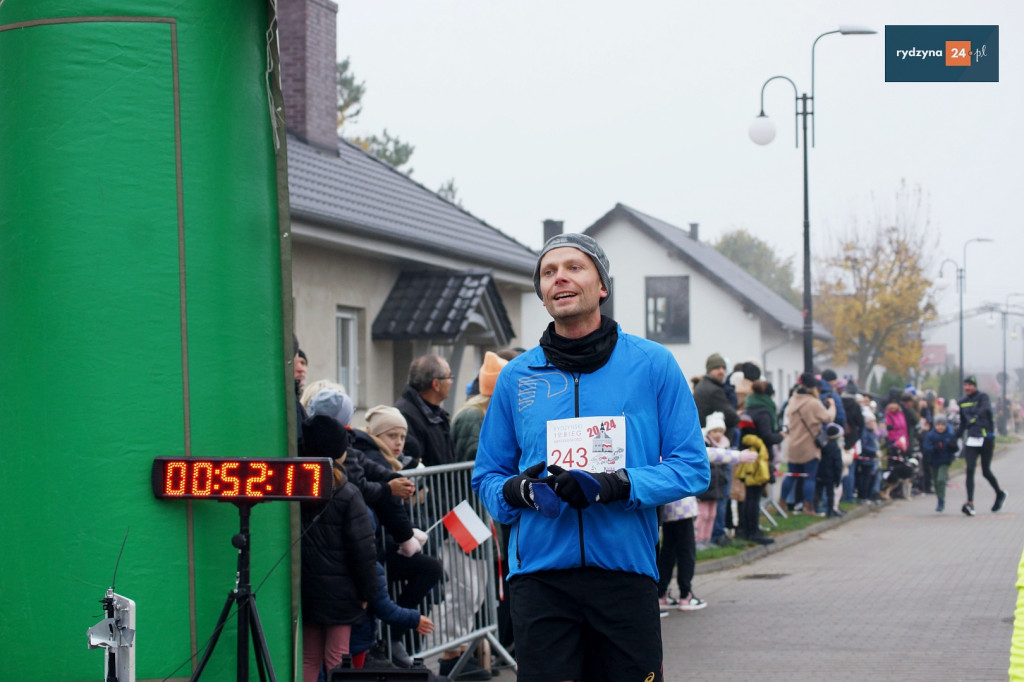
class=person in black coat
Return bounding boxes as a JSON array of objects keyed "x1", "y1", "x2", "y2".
[
  {"x1": 395, "y1": 354, "x2": 456, "y2": 467},
  {"x1": 305, "y1": 389, "x2": 421, "y2": 558},
  {"x1": 815, "y1": 423, "x2": 845, "y2": 518},
  {"x1": 840, "y1": 384, "x2": 865, "y2": 502},
  {"x1": 957, "y1": 375, "x2": 1006, "y2": 516},
  {"x1": 345, "y1": 427, "x2": 445, "y2": 666},
  {"x1": 300, "y1": 414, "x2": 379, "y2": 682}
]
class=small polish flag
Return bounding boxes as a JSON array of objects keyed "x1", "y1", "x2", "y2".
[{"x1": 442, "y1": 500, "x2": 491, "y2": 553}]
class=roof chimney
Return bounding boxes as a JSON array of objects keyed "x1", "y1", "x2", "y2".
[
  {"x1": 543, "y1": 219, "x2": 563, "y2": 244},
  {"x1": 278, "y1": 0, "x2": 340, "y2": 154},
  {"x1": 689, "y1": 222, "x2": 699, "y2": 241}
]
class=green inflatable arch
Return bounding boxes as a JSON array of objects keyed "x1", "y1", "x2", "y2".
[{"x1": 0, "y1": 2, "x2": 297, "y2": 680}]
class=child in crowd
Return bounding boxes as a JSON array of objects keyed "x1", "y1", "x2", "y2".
[
  {"x1": 657, "y1": 495, "x2": 708, "y2": 612},
  {"x1": 694, "y1": 412, "x2": 757, "y2": 545},
  {"x1": 922, "y1": 414, "x2": 958, "y2": 512},
  {"x1": 662, "y1": 412, "x2": 754, "y2": 610},
  {"x1": 884, "y1": 400, "x2": 909, "y2": 456},
  {"x1": 815, "y1": 423, "x2": 844, "y2": 517},
  {"x1": 856, "y1": 404, "x2": 880, "y2": 502},
  {"x1": 734, "y1": 416, "x2": 774, "y2": 544},
  {"x1": 299, "y1": 415, "x2": 379, "y2": 682},
  {"x1": 880, "y1": 400, "x2": 914, "y2": 500},
  {"x1": 348, "y1": 561, "x2": 435, "y2": 668}
]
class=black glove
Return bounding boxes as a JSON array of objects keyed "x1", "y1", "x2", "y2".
[
  {"x1": 545, "y1": 465, "x2": 630, "y2": 509},
  {"x1": 502, "y1": 463, "x2": 560, "y2": 518}
]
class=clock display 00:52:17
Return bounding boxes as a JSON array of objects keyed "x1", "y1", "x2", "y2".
[{"x1": 151, "y1": 457, "x2": 333, "y2": 501}]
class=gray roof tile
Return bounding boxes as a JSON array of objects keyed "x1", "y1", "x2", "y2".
[
  {"x1": 287, "y1": 135, "x2": 537, "y2": 274},
  {"x1": 371, "y1": 270, "x2": 514, "y2": 342}
]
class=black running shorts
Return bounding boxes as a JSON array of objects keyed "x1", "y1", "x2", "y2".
[{"x1": 509, "y1": 567, "x2": 663, "y2": 682}]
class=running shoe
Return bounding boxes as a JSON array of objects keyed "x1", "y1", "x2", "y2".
[
  {"x1": 993, "y1": 490, "x2": 1007, "y2": 512},
  {"x1": 936, "y1": 499, "x2": 945, "y2": 512},
  {"x1": 961, "y1": 502, "x2": 975, "y2": 517},
  {"x1": 678, "y1": 595, "x2": 708, "y2": 611},
  {"x1": 659, "y1": 596, "x2": 679, "y2": 611}
]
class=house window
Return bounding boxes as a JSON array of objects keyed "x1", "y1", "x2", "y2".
[
  {"x1": 645, "y1": 276, "x2": 689, "y2": 344},
  {"x1": 336, "y1": 307, "x2": 360, "y2": 405}
]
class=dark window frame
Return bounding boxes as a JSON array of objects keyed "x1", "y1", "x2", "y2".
[{"x1": 645, "y1": 276, "x2": 690, "y2": 344}]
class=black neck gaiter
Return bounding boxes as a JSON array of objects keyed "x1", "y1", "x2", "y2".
[{"x1": 539, "y1": 315, "x2": 619, "y2": 374}]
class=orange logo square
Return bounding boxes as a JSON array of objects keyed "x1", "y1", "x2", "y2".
[{"x1": 946, "y1": 41, "x2": 971, "y2": 66}]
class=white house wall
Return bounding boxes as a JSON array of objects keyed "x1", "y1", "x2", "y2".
[
  {"x1": 760, "y1": 323, "x2": 804, "y2": 398},
  {"x1": 597, "y1": 218, "x2": 763, "y2": 380},
  {"x1": 293, "y1": 240, "x2": 400, "y2": 411}
]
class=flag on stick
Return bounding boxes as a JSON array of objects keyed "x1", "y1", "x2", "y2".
[{"x1": 442, "y1": 500, "x2": 491, "y2": 553}]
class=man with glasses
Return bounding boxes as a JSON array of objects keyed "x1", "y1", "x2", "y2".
[{"x1": 395, "y1": 354, "x2": 456, "y2": 467}]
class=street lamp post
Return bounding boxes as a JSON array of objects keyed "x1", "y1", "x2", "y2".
[
  {"x1": 939, "y1": 238, "x2": 994, "y2": 386},
  {"x1": 749, "y1": 26, "x2": 876, "y2": 375},
  {"x1": 938, "y1": 258, "x2": 962, "y2": 385}
]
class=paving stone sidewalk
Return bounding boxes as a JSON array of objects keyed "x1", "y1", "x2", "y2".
[{"x1": 660, "y1": 439, "x2": 1023, "y2": 681}]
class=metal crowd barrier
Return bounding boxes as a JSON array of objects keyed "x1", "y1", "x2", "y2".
[{"x1": 383, "y1": 461, "x2": 515, "y2": 675}]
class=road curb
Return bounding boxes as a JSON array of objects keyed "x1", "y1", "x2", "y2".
[{"x1": 695, "y1": 500, "x2": 888, "y2": 575}]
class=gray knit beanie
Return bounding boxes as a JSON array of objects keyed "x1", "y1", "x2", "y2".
[
  {"x1": 533, "y1": 233, "x2": 611, "y2": 304},
  {"x1": 307, "y1": 388, "x2": 355, "y2": 426}
]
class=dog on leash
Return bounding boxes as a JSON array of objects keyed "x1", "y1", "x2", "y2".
[{"x1": 878, "y1": 456, "x2": 918, "y2": 500}]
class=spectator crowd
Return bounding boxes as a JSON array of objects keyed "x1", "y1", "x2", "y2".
[
  {"x1": 290, "y1": 318, "x2": 1019, "y2": 682},
  {"x1": 290, "y1": 327, "x2": 1017, "y2": 681}
]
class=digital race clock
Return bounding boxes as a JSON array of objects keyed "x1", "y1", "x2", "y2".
[{"x1": 151, "y1": 457, "x2": 333, "y2": 502}]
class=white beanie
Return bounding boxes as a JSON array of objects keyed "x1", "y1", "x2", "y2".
[{"x1": 702, "y1": 411, "x2": 727, "y2": 435}]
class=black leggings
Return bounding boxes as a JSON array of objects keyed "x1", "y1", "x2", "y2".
[
  {"x1": 963, "y1": 438, "x2": 1000, "y2": 502},
  {"x1": 739, "y1": 484, "x2": 762, "y2": 537},
  {"x1": 656, "y1": 518, "x2": 695, "y2": 599}
]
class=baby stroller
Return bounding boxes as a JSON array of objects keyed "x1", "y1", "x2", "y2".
[{"x1": 879, "y1": 436, "x2": 919, "y2": 500}]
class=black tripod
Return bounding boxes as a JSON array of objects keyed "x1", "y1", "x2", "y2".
[{"x1": 191, "y1": 502, "x2": 277, "y2": 682}]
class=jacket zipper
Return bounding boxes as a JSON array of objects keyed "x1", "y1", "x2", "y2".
[
  {"x1": 573, "y1": 373, "x2": 586, "y2": 567},
  {"x1": 516, "y1": 371, "x2": 586, "y2": 570}
]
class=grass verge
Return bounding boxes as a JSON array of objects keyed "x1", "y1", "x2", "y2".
[{"x1": 695, "y1": 501, "x2": 857, "y2": 562}]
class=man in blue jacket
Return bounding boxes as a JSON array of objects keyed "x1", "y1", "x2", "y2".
[{"x1": 471, "y1": 233, "x2": 709, "y2": 682}]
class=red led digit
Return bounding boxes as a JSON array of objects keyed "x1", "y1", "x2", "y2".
[
  {"x1": 302, "y1": 462, "x2": 322, "y2": 496},
  {"x1": 166, "y1": 461, "x2": 187, "y2": 496},
  {"x1": 192, "y1": 461, "x2": 213, "y2": 496},
  {"x1": 244, "y1": 462, "x2": 269, "y2": 497},
  {"x1": 285, "y1": 464, "x2": 295, "y2": 496},
  {"x1": 221, "y1": 462, "x2": 240, "y2": 497}
]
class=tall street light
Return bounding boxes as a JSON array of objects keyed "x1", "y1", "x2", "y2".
[
  {"x1": 938, "y1": 258, "x2": 962, "y2": 384},
  {"x1": 939, "y1": 237, "x2": 994, "y2": 386},
  {"x1": 749, "y1": 26, "x2": 876, "y2": 375}
]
